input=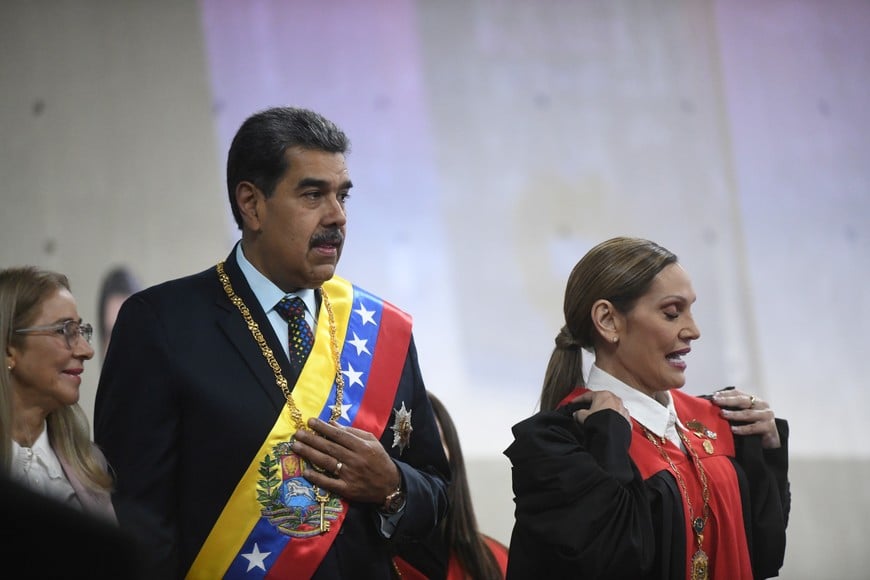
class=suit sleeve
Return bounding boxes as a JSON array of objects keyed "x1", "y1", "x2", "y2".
[
  {"x1": 379, "y1": 336, "x2": 451, "y2": 541},
  {"x1": 94, "y1": 292, "x2": 181, "y2": 577}
]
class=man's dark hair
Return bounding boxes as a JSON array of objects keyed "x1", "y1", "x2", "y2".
[{"x1": 226, "y1": 107, "x2": 350, "y2": 229}]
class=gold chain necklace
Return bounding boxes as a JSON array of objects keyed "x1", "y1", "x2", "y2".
[
  {"x1": 216, "y1": 261, "x2": 345, "y2": 428},
  {"x1": 217, "y1": 262, "x2": 348, "y2": 534},
  {"x1": 643, "y1": 427, "x2": 712, "y2": 580}
]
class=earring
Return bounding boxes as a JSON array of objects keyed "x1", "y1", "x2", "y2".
[{"x1": 611, "y1": 336, "x2": 618, "y2": 343}]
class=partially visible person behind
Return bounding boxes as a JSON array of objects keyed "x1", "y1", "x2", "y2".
[
  {"x1": 0, "y1": 473, "x2": 142, "y2": 579},
  {"x1": 0, "y1": 266, "x2": 116, "y2": 521},
  {"x1": 394, "y1": 392, "x2": 508, "y2": 579},
  {"x1": 96, "y1": 265, "x2": 140, "y2": 360},
  {"x1": 431, "y1": 392, "x2": 508, "y2": 580},
  {"x1": 505, "y1": 237, "x2": 790, "y2": 579}
]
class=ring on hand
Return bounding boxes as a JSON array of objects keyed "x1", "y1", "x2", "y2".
[
  {"x1": 749, "y1": 395, "x2": 757, "y2": 408},
  {"x1": 334, "y1": 461, "x2": 343, "y2": 476}
]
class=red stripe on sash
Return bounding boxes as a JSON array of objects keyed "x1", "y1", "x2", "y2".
[
  {"x1": 266, "y1": 519, "x2": 345, "y2": 580},
  {"x1": 354, "y1": 301, "x2": 412, "y2": 436}
]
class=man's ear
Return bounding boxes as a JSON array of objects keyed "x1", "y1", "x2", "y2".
[
  {"x1": 591, "y1": 299, "x2": 621, "y2": 344},
  {"x1": 235, "y1": 181, "x2": 262, "y2": 231}
]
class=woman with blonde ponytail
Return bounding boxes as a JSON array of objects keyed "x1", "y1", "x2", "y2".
[{"x1": 506, "y1": 237, "x2": 790, "y2": 580}]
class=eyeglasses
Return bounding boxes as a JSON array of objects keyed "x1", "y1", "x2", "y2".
[{"x1": 15, "y1": 320, "x2": 94, "y2": 349}]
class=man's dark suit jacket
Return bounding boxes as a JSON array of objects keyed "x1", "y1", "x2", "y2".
[{"x1": 94, "y1": 246, "x2": 450, "y2": 579}]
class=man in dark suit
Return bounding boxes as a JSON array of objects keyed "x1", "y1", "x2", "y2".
[{"x1": 94, "y1": 107, "x2": 450, "y2": 579}]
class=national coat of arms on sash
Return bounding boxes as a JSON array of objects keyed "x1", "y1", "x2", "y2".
[{"x1": 257, "y1": 441, "x2": 342, "y2": 537}]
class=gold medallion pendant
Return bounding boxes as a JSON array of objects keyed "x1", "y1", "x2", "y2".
[{"x1": 691, "y1": 548, "x2": 709, "y2": 580}]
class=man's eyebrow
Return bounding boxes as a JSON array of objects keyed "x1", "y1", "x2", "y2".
[
  {"x1": 296, "y1": 177, "x2": 328, "y2": 189},
  {"x1": 296, "y1": 178, "x2": 354, "y2": 190}
]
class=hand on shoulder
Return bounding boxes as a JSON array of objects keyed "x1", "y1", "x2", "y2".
[
  {"x1": 570, "y1": 390, "x2": 631, "y2": 425},
  {"x1": 711, "y1": 387, "x2": 781, "y2": 449}
]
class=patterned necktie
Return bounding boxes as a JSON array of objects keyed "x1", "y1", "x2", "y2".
[{"x1": 275, "y1": 295, "x2": 314, "y2": 370}]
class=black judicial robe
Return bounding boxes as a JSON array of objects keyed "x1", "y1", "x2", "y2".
[{"x1": 504, "y1": 390, "x2": 790, "y2": 580}]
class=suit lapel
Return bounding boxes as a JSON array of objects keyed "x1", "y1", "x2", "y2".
[{"x1": 215, "y1": 248, "x2": 299, "y2": 412}]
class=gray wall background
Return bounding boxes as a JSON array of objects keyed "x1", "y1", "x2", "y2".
[{"x1": 2, "y1": 1, "x2": 868, "y2": 578}]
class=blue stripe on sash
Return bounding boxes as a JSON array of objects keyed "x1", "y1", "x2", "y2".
[
  {"x1": 225, "y1": 519, "x2": 290, "y2": 578},
  {"x1": 319, "y1": 285, "x2": 383, "y2": 426}
]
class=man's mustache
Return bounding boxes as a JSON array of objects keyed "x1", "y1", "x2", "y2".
[{"x1": 310, "y1": 229, "x2": 344, "y2": 247}]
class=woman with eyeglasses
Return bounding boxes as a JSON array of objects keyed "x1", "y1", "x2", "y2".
[{"x1": 1, "y1": 266, "x2": 116, "y2": 521}]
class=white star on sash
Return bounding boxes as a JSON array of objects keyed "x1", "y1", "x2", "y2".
[
  {"x1": 241, "y1": 543, "x2": 270, "y2": 572},
  {"x1": 341, "y1": 403, "x2": 352, "y2": 422},
  {"x1": 354, "y1": 303, "x2": 376, "y2": 326},
  {"x1": 348, "y1": 332, "x2": 371, "y2": 356},
  {"x1": 341, "y1": 362, "x2": 365, "y2": 388}
]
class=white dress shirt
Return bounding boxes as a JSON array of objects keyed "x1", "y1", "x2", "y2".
[
  {"x1": 237, "y1": 242, "x2": 317, "y2": 360},
  {"x1": 586, "y1": 364, "x2": 685, "y2": 450}
]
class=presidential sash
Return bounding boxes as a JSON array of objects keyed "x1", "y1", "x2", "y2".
[{"x1": 187, "y1": 275, "x2": 412, "y2": 579}]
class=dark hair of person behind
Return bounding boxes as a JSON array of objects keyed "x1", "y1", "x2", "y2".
[
  {"x1": 97, "y1": 266, "x2": 140, "y2": 341},
  {"x1": 226, "y1": 106, "x2": 351, "y2": 229},
  {"x1": 428, "y1": 392, "x2": 503, "y2": 580},
  {"x1": 539, "y1": 237, "x2": 678, "y2": 411}
]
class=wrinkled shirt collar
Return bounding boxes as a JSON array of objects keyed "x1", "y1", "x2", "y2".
[{"x1": 586, "y1": 364, "x2": 682, "y2": 447}]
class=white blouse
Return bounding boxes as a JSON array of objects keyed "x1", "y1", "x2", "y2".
[{"x1": 11, "y1": 423, "x2": 82, "y2": 510}]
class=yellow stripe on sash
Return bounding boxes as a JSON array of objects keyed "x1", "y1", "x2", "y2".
[{"x1": 187, "y1": 276, "x2": 353, "y2": 579}]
